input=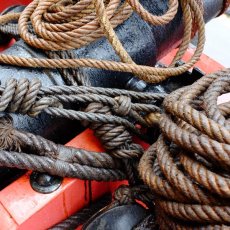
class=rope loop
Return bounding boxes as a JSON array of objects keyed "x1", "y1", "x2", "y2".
[
  {"x1": 139, "y1": 69, "x2": 230, "y2": 228},
  {"x1": 0, "y1": 115, "x2": 21, "y2": 151},
  {"x1": 126, "y1": 0, "x2": 179, "y2": 25},
  {"x1": 113, "y1": 95, "x2": 131, "y2": 116},
  {"x1": 114, "y1": 184, "x2": 154, "y2": 206},
  {"x1": 114, "y1": 185, "x2": 135, "y2": 205},
  {"x1": 0, "y1": 78, "x2": 61, "y2": 116},
  {"x1": 17, "y1": 0, "x2": 132, "y2": 50},
  {"x1": 85, "y1": 102, "x2": 144, "y2": 159},
  {"x1": 0, "y1": 0, "x2": 210, "y2": 83}
]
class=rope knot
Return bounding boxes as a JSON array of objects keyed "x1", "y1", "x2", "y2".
[
  {"x1": 0, "y1": 78, "x2": 62, "y2": 116},
  {"x1": 113, "y1": 95, "x2": 131, "y2": 116},
  {"x1": 114, "y1": 185, "x2": 135, "y2": 205},
  {"x1": 84, "y1": 102, "x2": 143, "y2": 159},
  {"x1": 112, "y1": 142, "x2": 143, "y2": 159}
]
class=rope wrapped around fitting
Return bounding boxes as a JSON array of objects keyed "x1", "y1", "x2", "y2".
[
  {"x1": 0, "y1": 78, "x2": 164, "y2": 181},
  {"x1": 0, "y1": 78, "x2": 164, "y2": 124},
  {"x1": 139, "y1": 69, "x2": 230, "y2": 229},
  {"x1": 113, "y1": 184, "x2": 154, "y2": 206}
]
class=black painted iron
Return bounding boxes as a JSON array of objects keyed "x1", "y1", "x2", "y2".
[
  {"x1": 0, "y1": 0, "x2": 221, "y2": 140},
  {"x1": 83, "y1": 204, "x2": 148, "y2": 230},
  {"x1": 0, "y1": 0, "x2": 224, "y2": 89},
  {"x1": 0, "y1": 0, "x2": 223, "y2": 135}
]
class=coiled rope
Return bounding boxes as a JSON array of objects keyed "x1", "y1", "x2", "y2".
[
  {"x1": 139, "y1": 69, "x2": 230, "y2": 229},
  {"x1": 0, "y1": 0, "x2": 207, "y2": 83},
  {"x1": 0, "y1": 1, "x2": 229, "y2": 228}
]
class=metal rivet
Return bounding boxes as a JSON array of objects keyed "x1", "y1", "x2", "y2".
[{"x1": 30, "y1": 172, "x2": 62, "y2": 194}]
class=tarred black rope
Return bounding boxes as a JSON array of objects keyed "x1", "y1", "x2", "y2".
[
  {"x1": 0, "y1": 78, "x2": 163, "y2": 182},
  {"x1": 0, "y1": 115, "x2": 125, "y2": 181}
]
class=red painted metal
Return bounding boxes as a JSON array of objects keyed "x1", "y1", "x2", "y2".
[
  {"x1": 0, "y1": 1, "x2": 227, "y2": 229},
  {"x1": 0, "y1": 129, "x2": 126, "y2": 230},
  {"x1": 161, "y1": 46, "x2": 224, "y2": 73},
  {"x1": 0, "y1": 0, "x2": 30, "y2": 12}
]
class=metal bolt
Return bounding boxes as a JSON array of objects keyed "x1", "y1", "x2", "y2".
[
  {"x1": 191, "y1": 66, "x2": 205, "y2": 78},
  {"x1": 126, "y1": 77, "x2": 147, "y2": 92},
  {"x1": 30, "y1": 172, "x2": 62, "y2": 194}
]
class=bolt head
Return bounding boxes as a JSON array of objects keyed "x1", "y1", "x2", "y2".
[{"x1": 30, "y1": 172, "x2": 62, "y2": 194}]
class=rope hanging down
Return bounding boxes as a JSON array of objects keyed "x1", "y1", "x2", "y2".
[
  {"x1": 139, "y1": 69, "x2": 230, "y2": 229},
  {"x1": 0, "y1": 0, "x2": 206, "y2": 83}
]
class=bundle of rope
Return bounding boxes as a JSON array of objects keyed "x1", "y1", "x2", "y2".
[
  {"x1": 0, "y1": 0, "x2": 229, "y2": 228},
  {"x1": 139, "y1": 69, "x2": 230, "y2": 229},
  {"x1": 0, "y1": 77, "x2": 164, "y2": 182},
  {"x1": 0, "y1": 0, "x2": 208, "y2": 83}
]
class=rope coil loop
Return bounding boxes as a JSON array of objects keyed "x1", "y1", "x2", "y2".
[
  {"x1": 139, "y1": 69, "x2": 230, "y2": 229},
  {"x1": 84, "y1": 102, "x2": 144, "y2": 159},
  {"x1": 0, "y1": 0, "x2": 207, "y2": 83},
  {"x1": 18, "y1": 0, "x2": 132, "y2": 50},
  {"x1": 126, "y1": 0, "x2": 179, "y2": 25},
  {"x1": 0, "y1": 78, "x2": 62, "y2": 116}
]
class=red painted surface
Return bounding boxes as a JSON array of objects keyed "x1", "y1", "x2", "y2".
[
  {"x1": 0, "y1": 129, "x2": 126, "y2": 229},
  {"x1": 0, "y1": 1, "x2": 227, "y2": 229},
  {"x1": 160, "y1": 46, "x2": 224, "y2": 72},
  {"x1": 0, "y1": 0, "x2": 30, "y2": 12}
]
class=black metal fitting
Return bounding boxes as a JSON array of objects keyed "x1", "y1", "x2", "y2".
[
  {"x1": 125, "y1": 77, "x2": 147, "y2": 92},
  {"x1": 83, "y1": 204, "x2": 148, "y2": 230},
  {"x1": 30, "y1": 172, "x2": 63, "y2": 194}
]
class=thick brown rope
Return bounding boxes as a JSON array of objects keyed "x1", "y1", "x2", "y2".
[
  {"x1": 139, "y1": 69, "x2": 230, "y2": 229},
  {"x1": 0, "y1": 0, "x2": 206, "y2": 83}
]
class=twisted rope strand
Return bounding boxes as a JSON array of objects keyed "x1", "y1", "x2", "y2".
[
  {"x1": 0, "y1": 78, "x2": 163, "y2": 181},
  {"x1": 0, "y1": 0, "x2": 208, "y2": 83},
  {"x1": 140, "y1": 69, "x2": 230, "y2": 228}
]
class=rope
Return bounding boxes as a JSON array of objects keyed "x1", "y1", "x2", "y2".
[
  {"x1": 0, "y1": 1, "x2": 228, "y2": 227},
  {"x1": 51, "y1": 185, "x2": 154, "y2": 229},
  {"x1": 139, "y1": 69, "x2": 230, "y2": 229},
  {"x1": 45, "y1": 50, "x2": 90, "y2": 86},
  {"x1": 0, "y1": 0, "x2": 207, "y2": 83},
  {"x1": 113, "y1": 184, "x2": 154, "y2": 206},
  {"x1": 0, "y1": 78, "x2": 163, "y2": 130},
  {"x1": 0, "y1": 116, "x2": 125, "y2": 181},
  {"x1": 0, "y1": 78, "x2": 163, "y2": 182}
]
